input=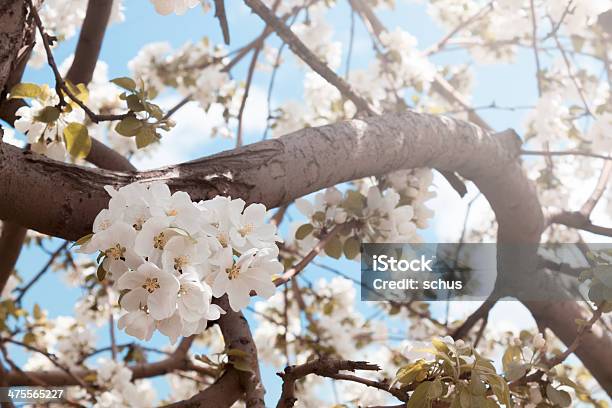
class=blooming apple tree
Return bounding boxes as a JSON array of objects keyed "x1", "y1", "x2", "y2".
[{"x1": 0, "y1": 0, "x2": 611, "y2": 407}]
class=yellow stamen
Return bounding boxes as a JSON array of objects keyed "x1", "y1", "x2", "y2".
[
  {"x1": 239, "y1": 224, "x2": 254, "y2": 237},
  {"x1": 105, "y1": 243, "x2": 126, "y2": 261},
  {"x1": 153, "y1": 232, "x2": 167, "y2": 249},
  {"x1": 174, "y1": 256, "x2": 188, "y2": 273},
  {"x1": 142, "y1": 277, "x2": 160, "y2": 293},
  {"x1": 226, "y1": 265, "x2": 240, "y2": 280}
]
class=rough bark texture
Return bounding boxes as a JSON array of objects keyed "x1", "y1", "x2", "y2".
[
  {"x1": 0, "y1": 0, "x2": 28, "y2": 95},
  {"x1": 217, "y1": 297, "x2": 266, "y2": 407},
  {"x1": 0, "y1": 111, "x2": 536, "y2": 241},
  {"x1": 0, "y1": 221, "x2": 27, "y2": 291}
]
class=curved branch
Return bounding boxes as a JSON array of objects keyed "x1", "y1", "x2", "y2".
[
  {"x1": 6, "y1": 336, "x2": 194, "y2": 386},
  {"x1": 276, "y1": 358, "x2": 382, "y2": 408},
  {"x1": 216, "y1": 296, "x2": 265, "y2": 407},
  {"x1": 0, "y1": 221, "x2": 27, "y2": 293},
  {"x1": 0, "y1": 112, "x2": 535, "y2": 242},
  {"x1": 160, "y1": 368, "x2": 243, "y2": 408}
]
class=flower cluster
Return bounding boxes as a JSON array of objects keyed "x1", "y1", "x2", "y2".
[
  {"x1": 13, "y1": 84, "x2": 86, "y2": 162},
  {"x1": 128, "y1": 40, "x2": 241, "y2": 138},
  {"x1": 78, "y1": 181, "x2": 282, "y2": 342},
  {"x1": 291, "y1": 169, "x2": 434, "y2": 261}
]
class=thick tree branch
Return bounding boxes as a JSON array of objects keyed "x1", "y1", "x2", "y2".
[
  {"x1": 216, "y1": 296, "x2": 265, "y2": 407},
  {"x1": 0, "y1": 0, "x2": 29, "y2": 95},
  {"x1": 160, "y1": 368, "x2": 243, "y2": 408},
  {"x1": 0, "y1": 112, "x2": 535, "y2": 242},
  {"x1": 65, "y1": 0, "x2": 113, "y2": 85},
  {"x1": 0, "y1": 221, "x2": 27, "y2": 294}
]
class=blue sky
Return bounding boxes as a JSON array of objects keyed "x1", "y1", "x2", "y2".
[{"x1": 4, "y1": 1, "x2": 561, "y2": 406}]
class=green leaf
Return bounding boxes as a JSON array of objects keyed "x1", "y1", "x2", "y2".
[
  {"x1": 407, "y1": 381, "x2": 432, "y2": 408},
  {"x1": 343, "y1": 236, "x2": 360, "y2": 259},
  {"x1": 97, "y1": 264, "x2": 107, "y2": 281},
  {"x1": 342, "y1": 190, "x2": 366, "y2": 215},
  {"x1": 63, "y1": 122, "x2": 91, "y2": 159},
  {"x1": 35, "y1": 106, "x2": 60, "y2": 123},
  {"x1": 593, "y1": 265, "x2": 612, "y2": 288},
  {"x1": 111, "y1": 77, "x2": 137, "y2": 91},
  {"x1": 502, "y1": 345, "x2": 521, "y2": 373},
  {"x1": 469, "y1": 372, "x2": 487, "y2": 396},
  {"x1": 135, "y1": 126, "x2": 159, "y2": 148},
  {"x1": 23, "y1": 332, "x2": 37, "y2": 346},
  {"x1": 547, "y1": 384, "x2": 571, "y2": 407},
  {"x1": 324, "y1": 235, "x2": 343, "y2": 259},
  {"x1": 10, "y1": 83, "x2": 42, "y2": 99},
  {"x1": 429, "y1": 378, "x2": 444, "y2": 399},
  {"x1": 226, "y1": 348, "x2": 250, "y2": 358},
  {"x1": 392, "y1": 361, "x2": 428, "y2": 387},
  {"x1": 295, "y1": 224, "x2": 314, "y2": 240},
  {"x1": 126, "y1": 94, "x2": 145, "y2": 112},
  {"x1": 115, "y1": 116, "x2": 143, "y2": 136},
  {"x1": 506, "y1": 363, "x2": 528, "y2": 382},
  {"x1": 146, "y1": 102, "x2": 164, "y2": 120},
  {"x1": 312, "y1": 211, "x2": 326, "y2": 223},
  {"x1": 73, "y1": 233, "x2": 93, "y2": 247}
]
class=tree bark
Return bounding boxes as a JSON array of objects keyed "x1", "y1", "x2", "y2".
[
  {"x1": 0, "y1": 0, "x2": 28, "y2": 95},
  {"x1": 0, "y1": 112, "x2": 536, "y2": 241}
]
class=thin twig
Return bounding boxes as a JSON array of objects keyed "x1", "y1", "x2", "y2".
[
  {"x1": 15, "y1": 241, "x2": 68, "y2": 304},
  {"x1": 521, "y1": 149, "x2": 612, "y2": 161},
  {"x1": 274, "y1": 223, "x2": 349, "y2": 286},
  {"x1": 26, "y1": 0, "x2": 130, "y2": 123}
]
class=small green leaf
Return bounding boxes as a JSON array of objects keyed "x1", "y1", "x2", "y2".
[
  {"x1": 506, "y1": 363, "x2": 528, "y2": 382},
  {"x1": 342, "y1": 191, "x2": 366, "y2": 215},
  {"x1": 324, "y1": 236, "x2": 343, "y2": 259},
  {"x1": 547, "y1": 384, "x2": 571, "y2": 407},
  {"x1": 97, "y1": 264, "x2": 107, "y2": 281},
  {"x1": 111, "y1": 77, "x2": 137, "y2": 91},
  {"x1": 10, "y1": 83, "x2": 42, "y2": 99},
  {"x1": 312, "y1": 211, "x2": 326, "y2": 223},
  {"x1": 295, "y1": 224, "x2": 314, "y2": 240},
  {"x1": 35, "y1": 106, "x2": 60, "y2": 123},
  {"x1": 23, "y1": 332, "x2": 37, "y2": 346},
  {"x1": 343, "y1": 236, "x2": 360, "y2": 259},
  {"x1": 407, "y1": 381, "x2": 432, "y2": 408},
  {"x1": 115, "y1": 116, "x2": 143, "y2": 136},
  {"x1": 135, "y1": 126, "x2": 160, "y2": 148},
  {"x1": 146, "y1": 102, "x2": 164, "y2": 120},
  {"x1": 126, "y1": 94, "x2": 145, "y2": 112},
  {"x1": 74, "y1": 233, "x2": 93, "y2": 247},
  {"x1": 64, "y1": 122, "x2": 91, "y2": 159},
  {"x1": 226, "y1": 348, "x2": 250, "y2": 358},
  {"x1": 502, "y1": 345, "x2": 521, "y2": 373}
]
